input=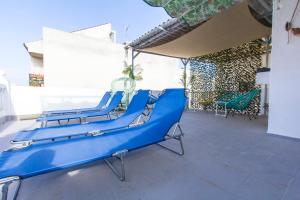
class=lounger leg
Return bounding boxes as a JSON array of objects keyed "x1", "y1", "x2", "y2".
[
  {"x1": 157, "y1": 123, "x2": 184, "y2": 156},
  {"x1": 215, "y1": 103, "x2": 227, "y2": 117},
  {"x1": 177, "y1": 124, "x2": 184, "y2": 137},
  {"x1": 1, "y1": 182, "x2": 9, "y2": 200},
  {"x1": 105, "y1": 150, "x2": 128, "y2": 181},
  {"x1": 41, "y1": 120, "x2": 47, "y2": 128},
  {"x1": 80, "y1": 117, "x2": 87, "y2": 124},
  {"x1": 41, "y1": 120, "x2": 48, "y2": 128},
  {"x1": 58, "y1": 119, "x2": 69, "y2": 125},
  {"x1": 0, "y1": 177, "x2": 21, "y2": 200},
  {"x1": 248, "y1": 112, "x2": 255, "y2": 120}
]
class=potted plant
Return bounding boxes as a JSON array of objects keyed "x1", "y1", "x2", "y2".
[{"x1": 199, "y1": 98, "x2": 213, "y2": 111}]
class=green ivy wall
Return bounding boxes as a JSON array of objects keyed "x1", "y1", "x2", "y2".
[{"x1": 190, "y1": 39, "x2": 265, "y2": 114}]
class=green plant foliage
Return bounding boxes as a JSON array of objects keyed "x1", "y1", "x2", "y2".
[
  {"x1": 190, "y1": 39, "x2": 265, "y2": 115},
  {"x1": 199, "y1": 99, "x2": 213, "y2": 106},
  {"x1": 122, "y1": 61, "x2": 143, "y2": 81},
  {"x1": 144, "y1": 0, "x2": 243, "y2": 26},
  {"x1": 180, "y1": 70, "x2": 187, "y2": 88},
  {"x1": 111, "y1": 77, "x2": 136, "y2": 107}
]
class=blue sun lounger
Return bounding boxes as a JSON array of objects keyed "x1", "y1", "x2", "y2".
[
  {"x1": 38, "y1": 91, "x2": 124, "y2": 127},
  {"x1": 12, "y1": 90, "x2": 150, "y2": 143},
  {"x1": 0, "y1": 89, "x2": 186, "y2": 199},
  {"x1": 42, "y1": 91, "x2": 111, "y2": 116}
]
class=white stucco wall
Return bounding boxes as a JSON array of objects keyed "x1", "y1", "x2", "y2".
[
  {"x1": 72, "y1": 24, "x2": 114, "y2": 42},
  {"x1": 0, "y1": 71, "x2": 14, "y2": 123},
  {"x1": 10, "y1": 86, "x2": 104, "y2": 117},
  {"x1": 268, "y1": 0, "x2": 300, "y2": 138},
  {"x1": 25, "y1": 25, "x2": 183, "y2": 92},
  {"x1": 135, "y1": 53, "x2": 182, "y2": 90},
  {"x1": 25, "y1": 40, "x2": 43, "y2": 55},
  {"x1": 16, "y1": 25, "x2": 184, "y2": 117},
  {"x1": 43, "y1": 27, "x2": 124, "y2": 90},
  {"x1": 30, "y1": 56, "x2": 43, "y2": 74}
]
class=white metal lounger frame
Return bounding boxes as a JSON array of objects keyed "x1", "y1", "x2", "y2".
[
  {"x1": 0, "y1": 176, "x2": 21, "y2": 200},
  {"x1": 104, "y1": 123, "x2": 184, "y2": 181}
]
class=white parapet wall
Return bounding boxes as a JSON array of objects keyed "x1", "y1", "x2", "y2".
[
  {"x1": 268, "y1": 0, "x2": 300, "y2": 138},
  {"x1": 10, "y1": 86, "x2": 105, "y2": 119},
  {"x1": 0, "y1": 71, "x2": 14, "y2": 124}
]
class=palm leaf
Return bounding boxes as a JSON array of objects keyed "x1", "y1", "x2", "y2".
[{"x1": 122, "y1": 63, "x2": 143, "y2": 81}]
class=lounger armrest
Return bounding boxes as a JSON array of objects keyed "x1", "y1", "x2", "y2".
[
  {"x1": 87, "y1": 130, "x2": 104, "y2": 136},
  {"x1": 88, "y1": 126, "x2": 129, "y2": 137}
]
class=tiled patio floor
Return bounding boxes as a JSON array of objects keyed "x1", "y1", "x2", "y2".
[{"x1": 1, "y1": 111, "x2": 300, "y2": 200}]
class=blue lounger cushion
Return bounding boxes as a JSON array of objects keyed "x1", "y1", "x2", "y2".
[
  {"x1": 13, "y1": 90, "x2": 150, "y2": 142},
  {"x1": 37, "y1": 91, "x2": 123, "y2": 122},
  {"x1": 0, "y1": 89, "x2": 186, "y2": 179},
  {"x1": 43, "y1": 91, "x2": 112, "y2": 116}
]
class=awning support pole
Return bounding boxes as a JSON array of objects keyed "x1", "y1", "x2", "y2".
[
  {"x1": 181, "y1": 58, "x2": 191, "y2": 109},
  {"x1": 180, "y1": 58, "x2": 190, "y2": 90},
  {"x1": 131, "y1": 49, "x2": 140, "y2": 72}
]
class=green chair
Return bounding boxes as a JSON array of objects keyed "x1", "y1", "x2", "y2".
[
  {"x1": 215, "y1": 91, "x2": 242, "y2": 117},
  {"x1": 215, "y1": 89, "x2": 261, "y2": 119},
  {"x1": 228, "y1": 89, "x2": 261, "y2": 119}
]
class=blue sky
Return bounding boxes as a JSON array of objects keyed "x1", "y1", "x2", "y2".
[{"x1": 0, "y1": 0, "x2": 170, "y2": 85}]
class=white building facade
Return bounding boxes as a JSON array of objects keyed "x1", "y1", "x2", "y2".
[
  {"x1": 4, "y1": 24, "x2": 182, "y2": 118},
  {"x1": 0, "y1": 71, "x2": 14, "y2": 124},
  {"x1": 24, "y1": 24, "x2": 182, "y2": 91}
]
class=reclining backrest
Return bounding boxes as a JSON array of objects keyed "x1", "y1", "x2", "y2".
[
  {"x1": 105, "y1": 91, "x2": 123, "y2": 111},
  {"x1": 218, "y1": 91, "x2": 241, "y2": 102},
  {"x1": 123, "y1": 90, "x2": 150, "y2": 116},
  {"x1": 109, "y1": 88, "x2": 187, "y2": 148},
  {"x1": 95, "y1": 92, "x2": 111, "y2": 109},
  {"x1": 110, "y1": 90, "x2": 150, "y2": 126},
  {"x1": 149, "y1": 89, "x2": 187, "y2": 125},
  {"x1": 230, "y1": 89, "x2": 261, "y2": 111}
]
